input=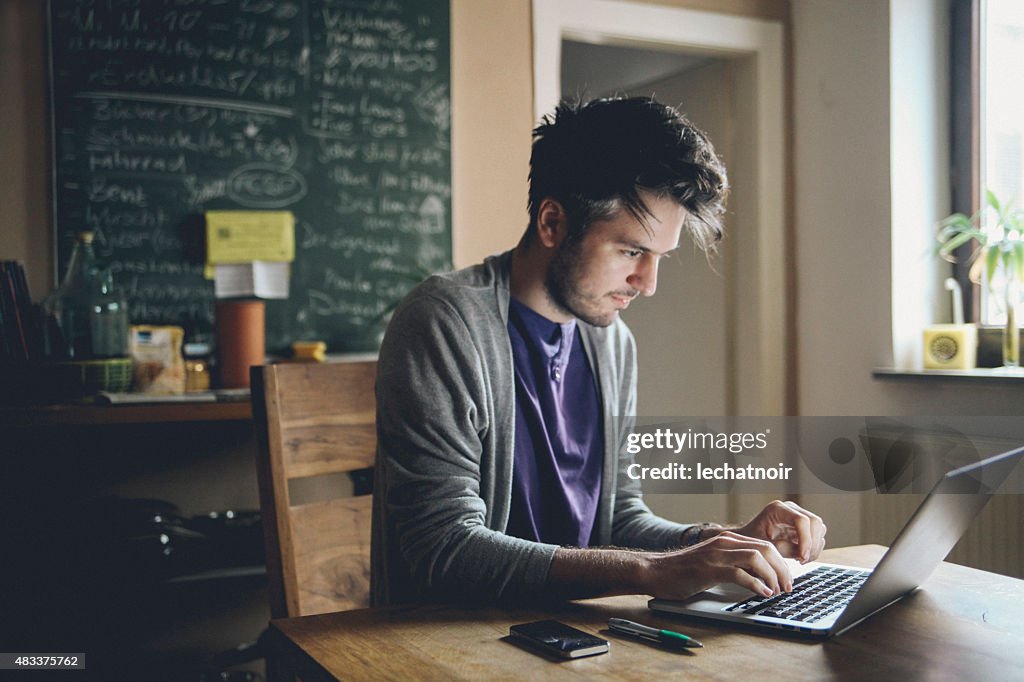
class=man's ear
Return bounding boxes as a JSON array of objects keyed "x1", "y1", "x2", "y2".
[{"x1": 536, "y1": 198, "x2": 569, "y2": 249}]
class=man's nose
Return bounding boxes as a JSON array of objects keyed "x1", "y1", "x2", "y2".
[{"x1": 627, "y1": 255, "x2": 659, "y2": 297}]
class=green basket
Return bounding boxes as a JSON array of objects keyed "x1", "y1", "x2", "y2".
[{"x1": 41, "y1": 357, "x2": 133, "y2": 397}]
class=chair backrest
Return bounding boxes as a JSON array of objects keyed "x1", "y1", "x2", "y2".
[{"x1": 251, "y1": 360, "x2": 377, "y2": 619}]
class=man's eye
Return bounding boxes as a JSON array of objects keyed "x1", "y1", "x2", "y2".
[{"x1": 623, "y1": 249, "x2": 643, "y2": 258}]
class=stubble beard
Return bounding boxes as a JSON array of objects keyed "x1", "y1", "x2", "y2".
[{"x1": 544, "y1": 237, "x2": 618, "y2": 328}]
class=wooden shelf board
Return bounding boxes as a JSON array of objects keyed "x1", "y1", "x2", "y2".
[{"x1": 0, "y1": 400, "x2": 253, "y2": 427}]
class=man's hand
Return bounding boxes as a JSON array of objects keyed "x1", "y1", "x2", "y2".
[
  {"x1": 642, "y1": 531, "x2": 793, "y2": 600},
  {"x1": 547, "y1": 501, "x2": 827, "y2": 602},
  {"x1": 731, "y1": 500, "x2": 827, "y2": 564},
  {"x1": 640, "y1": 500, "x2": 826, "y2": 601}
]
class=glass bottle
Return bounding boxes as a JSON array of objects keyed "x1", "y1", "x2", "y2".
[
  {"x1": 90, "y1": 268, "x2": 130, "y2": 358},
  {"x1": 183, "y1": 342, "x2": 212, "y2": 392},
  {"x1": 43, "y1": 231, "x2": 129, "y2": 359},
  {"x1": 1001, "y1": 266, "x2": 1020, "y2": 369}
]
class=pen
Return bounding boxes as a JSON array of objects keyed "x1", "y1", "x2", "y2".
[{"x1": 608, "y1": 617, "x2": 704, "y2": 648}]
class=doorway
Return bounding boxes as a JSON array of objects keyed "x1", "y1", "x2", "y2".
[
  {"x1": 534, "y1": 0, "x2": 787, "y2": 420},
  {"x1": 535, "y1": 0, "x2": 787, "y2": 524},
  {"x1": 561, "y1": 40, "x2": 740, "y2": 418}
]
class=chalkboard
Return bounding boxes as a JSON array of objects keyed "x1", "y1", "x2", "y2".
[{"x1": 48, "y1": 0, "x2": 451, "y2": 353}]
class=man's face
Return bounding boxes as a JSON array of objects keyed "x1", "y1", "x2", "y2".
[{"x1": 545, "y1": 192, "x2": 686, "y2": 327}]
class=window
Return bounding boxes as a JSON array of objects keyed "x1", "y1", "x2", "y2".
[
  {"x1": 983, "y1": 1, "x2": 1024, "y2": 203},
  {"x1": 952, "y1": 0, "x2": 1024, "y2": 324},
  {"x1": 981, "y1": 0, "x2": 1024, "y2": 324}
]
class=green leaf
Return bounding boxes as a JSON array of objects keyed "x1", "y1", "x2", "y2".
[
  {"x1": 987, "y1": 188, "x2": 1002, "y2": 214},
  {"x1": 938, "y1": 230, "x2": 979, "y2": 256},
  {"x1": 939, "y1": 212, "x2": 972, "y2": 228},
  {"x1": 1015, "y1": 241, "x2": 1024, "y2": 284},
  {"x1": 985, "y1": 246, "x2": 1000, "y2": 284}
]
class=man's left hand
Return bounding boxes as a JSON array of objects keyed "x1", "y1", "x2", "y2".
[{"x1": 732, "y1": 500, "x2": 827, "y2": 564}]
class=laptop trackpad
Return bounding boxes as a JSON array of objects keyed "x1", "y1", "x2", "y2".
[
  {"x1": 703, "y1": 584, "x2": 752, "y2": 600},
  {"x1": 667, "y1": 583, "x2": 754, "y2": 608}
]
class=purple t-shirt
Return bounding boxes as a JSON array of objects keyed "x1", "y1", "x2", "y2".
[{"x1": 505, "y1": 298, "x2": 604, "y2": 547}]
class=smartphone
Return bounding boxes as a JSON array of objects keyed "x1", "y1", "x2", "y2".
[{"x1": 509, "y1": 620, "x2": 610, "y2": 659}]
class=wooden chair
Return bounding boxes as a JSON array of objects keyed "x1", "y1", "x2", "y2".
[{"x1": 251, "y1": 360, "x2": 377, "y2": 620}]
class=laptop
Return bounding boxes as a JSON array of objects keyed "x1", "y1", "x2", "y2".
[{"x1": 648, "y1": 445, "x2": 1024, "y2": 638}]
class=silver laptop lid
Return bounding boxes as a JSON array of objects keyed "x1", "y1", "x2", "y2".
[{"x1": 830, "y1": 445, "x2": 1024, "y2": 636}]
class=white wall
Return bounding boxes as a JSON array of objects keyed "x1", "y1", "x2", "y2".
[
  {"x1": 890, "y1": 0, "x2": 952, "y2": 369},
  {"x1": 792, "y1": 0, "x2": 894, "y2": 419},
  {"x1": 560, "y1": 40, "x2": 711, "y2": 98}
]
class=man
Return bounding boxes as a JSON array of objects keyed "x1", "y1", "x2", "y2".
[{"x1": 371, "y1": 97, "x2": 825, "y2": 606}]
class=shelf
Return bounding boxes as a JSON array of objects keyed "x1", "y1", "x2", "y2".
[
  {"x1": 873, "y1": 367, "x2": 1024, "y2": 383},
  {"x1": 0, "y1": 399, "x2": 252, "y2": 427}
]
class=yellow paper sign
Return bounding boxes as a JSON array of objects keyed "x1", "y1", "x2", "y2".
[{"x1": 205, "y1": 211, "x2": 295, "y2": 264}]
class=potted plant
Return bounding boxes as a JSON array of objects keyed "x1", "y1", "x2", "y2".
[{"x1": 937, "y1": 190, "x2": 1024, "y2": 369}]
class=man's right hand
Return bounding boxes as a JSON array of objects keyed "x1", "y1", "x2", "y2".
[{"x1": 548, "y1": 531, "x2": 795, "y2": 601}]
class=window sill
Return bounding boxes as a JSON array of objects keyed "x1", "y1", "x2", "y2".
[{"x1": 873, "y1": 367, "x2": 1024, "y2": 383}]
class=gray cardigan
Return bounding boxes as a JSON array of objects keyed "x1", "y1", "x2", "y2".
[{"x1": 370, "y1": 251, "x2": 690, "y2": 605}]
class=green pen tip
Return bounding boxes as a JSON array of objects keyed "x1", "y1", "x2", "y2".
[{"x1": 661, "y1": 630, "x2": 703, "y2": 647}]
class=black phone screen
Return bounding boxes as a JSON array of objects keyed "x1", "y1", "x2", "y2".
[{"x1": 509, "y1": 620, "x2": 610, "y2": 659}]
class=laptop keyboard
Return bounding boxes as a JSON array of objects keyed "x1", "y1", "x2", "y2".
[{"x1": 725, "y1": 566, "x2": 871, "y2": 623}]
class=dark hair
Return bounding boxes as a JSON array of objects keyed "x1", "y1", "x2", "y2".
[{"x1": 528, "y1": 97, "x2": 729, "y2": 251}]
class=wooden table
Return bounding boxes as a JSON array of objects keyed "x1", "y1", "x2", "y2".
[{"x1": 268, "y1": 545, "x2": 1024, "y2": 680}]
